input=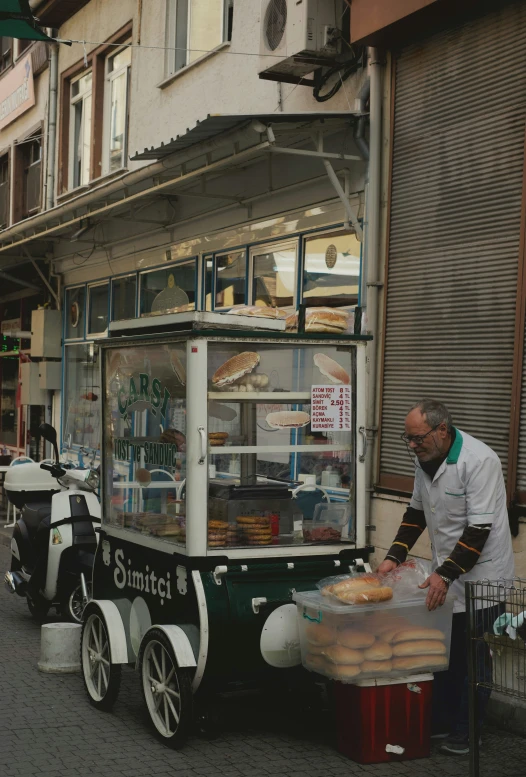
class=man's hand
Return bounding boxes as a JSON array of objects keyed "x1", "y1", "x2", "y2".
[
  {"x1": 377, "y1": 559, "x2": 398, "y2": 575},
  {"x1": 419, "y1": 572, "x2": 448, "y2": 611}
]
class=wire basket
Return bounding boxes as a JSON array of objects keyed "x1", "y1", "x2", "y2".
[{"x1": 466, "y1": 578, "x2": 526, "y2": 777}]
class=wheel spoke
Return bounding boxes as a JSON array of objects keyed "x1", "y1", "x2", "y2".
[
  {"x1": 97, "y1": 664, "x2": 102, "y2": 696},
  {"x1": 101, "y1": 641, "x2": 109, "y2": 657},
  {"x1": 161, "y1": 646, "x2": 166, "y2": 681},
  {"x1": 165, "y1": 692, "x2": 180, "y2": 724},
  {"x1": 87, "y1": 646, "x2": 97, "y2": 658},
  {"x1": 89, "y1": 660, "x2": 98, "y2": 680},
  {"x1": 100, "y1": 661, "x2": 108, "y2": 691},
  {"x1": 154, "y1": 692, "x2": 163, "y2": 711},
  {"x1": 151, "y1": 647, "x2": 162, "y2": 680},
  {"x1": 91, "y1": 621, "x2": 100, "y2": 652},
  {"x1": 100, "y1": 657, "x2": 110, "y2": 668},
  {"x1": 165, "y1": 685, "x2": 180, "y2": 700},
  {"x1": 163, "y1": 695, "x2": 170, "y2": 732},
  {"x1": 165, "y1": 666, "x2": 175, "y2": 685}
]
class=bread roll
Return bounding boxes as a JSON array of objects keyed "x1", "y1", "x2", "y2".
[
  {"x1": 266, "y1": 410, "x2": 311, "y2": 429},
  {"x1": 324, "y1": 575, "x2": 381, "y2": 596},
  {"x1": 313, "y1": 353, "x2": 350, "y2": 385},
  {"x1": 391, "y1": 628, "x2": 445, "y2": 644},
  {"x1": 337, "y1": 630, "x2": 375, "y2": 650},
  {"x1": 361, "y1": 659, "x2": 393, "y2": 675},
  {"x1": 392, "y1": 640, "x2": 447, "y2": 657},
  {"x1": 374, "y1": 627, "x2": 403, "y2": 644},
  {"x1": 363, "y1": 641, "x2": 393, "y2": 661},
  {"x1": 328, "y1": 664, "x2": 361, "y2": 680},
  {"x1": 335, "y1": 586, "x2": 393, "y2": 605},
  {"x1": 305, "y1": 623, "x2": 335, "y2": 646},
  {"x1": 305, "y1": 653, "x2": 329, "y2": 673},
  {"x1": 306, "y1": 641, "x2": 329, "y2": 655},
  {"x1": 393, "y1": 655, "x2": 448, "y2": 671},
  {"x1": 321, "y1": 645, "x2": 363, "y2": 665}
]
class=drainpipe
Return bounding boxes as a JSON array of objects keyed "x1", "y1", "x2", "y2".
[
  {"x1": 363, "y1": 47, "x2": 383, "y2": 545},
  {"x1": 45, "y1": 37, "x2": 58, "y2": 211}
]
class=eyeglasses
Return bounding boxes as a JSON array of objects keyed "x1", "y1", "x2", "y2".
[{"x1": 400, "y1": 423, "x2": 441, "y2": 446}]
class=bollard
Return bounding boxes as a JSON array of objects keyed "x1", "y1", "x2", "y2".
[{"x1": 38, "y1": 622, "x2": 82, "y2": 673}]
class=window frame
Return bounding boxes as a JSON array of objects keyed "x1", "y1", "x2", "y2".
[
  {"x1": 102, "y1": 42, "x2": 131, "y2": 176},
  {"x1": 248, "y1": 238, "x2": 299, "y2": 309},
  {"x1": 0, "y1": 151, "x2": 10, "y2": 229},
  {"x1": 138, "y1": 257, "x2": 198, "y2": 317},
  {"x1": 86, "y1": 280, "x2": 110, "y2": 338},
  {"x1": 212, "y1": 248, "x2": 248, "y2": 311},
  {"x1": 165, "y1": 0, "x2": 233, "y2": 77},
  {"x1": 0, "y1": 37, "x2": 12, "y2": 75},
  {"x1": 68, "y1": 69, "x2": 93, "y2": 190},
  {"x1": 300, "y1": 227, "x2": 362, "y2": 309},
  {"x1": 111, "y1": 272, "x2": 138, "y2": 321}
]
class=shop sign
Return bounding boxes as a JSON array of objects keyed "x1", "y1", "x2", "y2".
[
  {"x1": 117, "y1": 373, "x2": 171, "y2": 419},
  {"x1": 0, "y1": 55, "x2": 35, "y2": 131},
  {"x1": 1, "y1": 317, "x2": 21, "y2": 334},
  {"x1": 310, "y1": 384, "x2": 352, "y2": 431},
  {"x1": 113, "y1": 438, "x2": 179, "y2": 467}
]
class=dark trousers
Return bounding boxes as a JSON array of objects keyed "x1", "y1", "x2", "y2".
[{"x1": 432, "y1": 606, "x2": 500, "y2": 738}]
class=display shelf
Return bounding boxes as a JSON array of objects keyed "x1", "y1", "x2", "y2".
[
  {"x1": 208, "y1": 391, "x2": 311, "y2": 402},
  {"x1": 209, "y1": 444, "x2": 350, "y2": 454}
]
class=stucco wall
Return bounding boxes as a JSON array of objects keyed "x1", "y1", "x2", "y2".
[{"x1": 56, "y1": 0, "x2": 365, "y2": 178}]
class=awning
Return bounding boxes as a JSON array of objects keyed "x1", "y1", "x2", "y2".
[
  {"x1": 0, "y1": 0, "x2": 53, "y2": 41},
  {"x1": 0, "y1": 112, "x2": 367, "y2": 277}
]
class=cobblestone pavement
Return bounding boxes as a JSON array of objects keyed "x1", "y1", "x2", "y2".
[{"x1": 0, "y1": 542, "x2": 523, "y2": 777}]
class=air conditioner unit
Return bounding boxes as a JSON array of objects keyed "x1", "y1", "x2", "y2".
[{"x1": 259, "y1": 0, "x2": 342, "y2": 83}]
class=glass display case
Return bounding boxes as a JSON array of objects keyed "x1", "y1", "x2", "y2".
[{"x1": 101, "y1": 315, "x2": 367, "y2": 557}]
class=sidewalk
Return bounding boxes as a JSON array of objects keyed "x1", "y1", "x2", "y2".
[{"x1": 0, "y1": 543, "x2": 523, "y2": 776}]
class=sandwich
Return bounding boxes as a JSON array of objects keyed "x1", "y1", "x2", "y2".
[
  {"x1": 265, "y1": 410, "x2": 311, "y2": 429},
  {"x1": 313, "y1": 353, "x2": 350, "y2": 385},
  {"x1": 212, "y1": 352, "x2": 260, "y2": 387}
]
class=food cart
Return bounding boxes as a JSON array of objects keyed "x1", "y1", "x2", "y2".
[{"x1": 80, "y1": 311, "x2": 372, "y2": 747}]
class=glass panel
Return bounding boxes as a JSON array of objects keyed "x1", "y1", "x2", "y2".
[
  {"x1": 88, "y1": 284, "x2": 109, "y2": 335},
  {"x1": 109, "y1": 66, "x2": 129, "y2": 172},
  {"x1": 204, "y1": 258, "x2": 213, "y2": 311},
  {"x1": 112, "y1": 275, "x2": 137, "y2": 320},
  {"x1": 207, "y1": 342, "x2": 355, "y2": 549},
  {"x1": 252, "y1": 245, "x2": 296, "y2": 308},
  {"x1": 103, "y1": 342, "x2": 187, "y2": 548},
  {"x1": 109, "y1": 46, "x2": 131, "y2": 72},
  {"x1": 63, "y1": 343, "x2": 101, "y2": 450},
  {"x1": 140, "y1": 262, "x2": 196, "y2": 316},
  {"x1": 215, "y1": 251, "x2": 245, "y2": 309},
  {"x1": 188, "y1": 0, "x2": 223, "y2": 64},
  {"x1": 303, "y1": 233, "x2": 360, "y2": 308},
  {"x1": 0, "y1": 358, "x2": 18, "y2": 446},
  {"x1": 65, "y1": 286, "x2": 86, "y2": 339}
]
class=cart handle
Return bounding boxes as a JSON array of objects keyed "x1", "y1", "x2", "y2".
[
  {"x1": 197, "y1": 426, "x2": 206, "y2": 464},
  {"x1": 302, "y1": 609, "x2": 322, "y2": 623}
]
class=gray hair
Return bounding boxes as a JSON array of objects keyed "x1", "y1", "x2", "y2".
[{"x1": 409, "y1": 398, "x2": 453, "y2": 432}]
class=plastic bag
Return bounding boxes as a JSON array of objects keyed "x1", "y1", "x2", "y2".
[
  {"x1": 317, "y1": 571, "x2": 393, "y2": 605},
  {"x1": 381, "y1": 559, "x2": 431, "y2": 601}
]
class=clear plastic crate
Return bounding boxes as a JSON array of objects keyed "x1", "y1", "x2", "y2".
[{"x1": 294, "y1": 590, "x2": 454, "y2": 683}]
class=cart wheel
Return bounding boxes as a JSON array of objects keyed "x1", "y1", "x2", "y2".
[
  {"x1": 139, "y1": 629, "x2": 193, "y2": 749},
  {"x1": 26, "y1": 593, "x2": 50, "y2": 622},
  {"x1": 81, "y1": 611, "x2": 121, "y2": 711}
]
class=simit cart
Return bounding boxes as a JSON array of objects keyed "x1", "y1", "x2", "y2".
[{"x1": 80, "y1": 311, "x2": 372, "y2": 747}]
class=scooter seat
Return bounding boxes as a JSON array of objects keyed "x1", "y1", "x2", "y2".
[{"x1": 21, "y1": 502, "x2": 52, "y2": 535}]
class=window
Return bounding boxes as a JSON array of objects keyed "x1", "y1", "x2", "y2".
[
  {"x1": 69, "y1": 71, "x2": 92, "y2": 189},
  {"x1": 112, "y1": 275, "x2": 137, "y2": 321},
  {"x1": 63, "y1": 343, "x2": 101, "y2": 451},
  {"x1": 88, "y1": 283, "x2": 109, "y2": 335},
  {"x1": 204, "y1": 257, "x2": 213, "y2": 311},
  {"x1": 65, "y1": 286, "x2": 86, "y2": 340},
  {"x1": 302, "y1": 232, "x2": 360, "y2": 308},
  {"x1": 23, "y1": 136, "x2": 41, "y2": 216},
  {"x1": 104, "y1": 45, "x2": 131, "y2": 174},
  {"x1": 16, "y1": 38, "x2": 31, "y2": 58},
  {"x1": 215, "y1": 250, "x2": 246, "y2": 309},
  {"x1": 140, "y1": 261, "x2": 197, "y2": 316},
  {"x1": 0, "y1": 155, "x2": 9, "y2": 229},
  {"x1": 251, "y1": 241, "x2": 297, "y2": 308},
  {"x1": 166, "y1": 0, "x2": 233, "y2": 75},
  {"x1": 0, "y1": 37, "x2": 12, "y2": 74}
]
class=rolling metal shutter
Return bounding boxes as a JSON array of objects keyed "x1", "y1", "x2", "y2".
[{"x1": 380, "y1": 2, "x2": 526, "y2": 486}]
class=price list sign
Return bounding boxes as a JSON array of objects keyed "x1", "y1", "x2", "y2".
[{"x1": 310, "y1": 385, "x2": 352, "y2": 431}]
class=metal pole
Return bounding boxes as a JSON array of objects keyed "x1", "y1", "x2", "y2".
[
  {"x1": 466, "y1": 581, "x2": 480, "y2": 777},
  {"x1": 46, "y1": 40, "x2": 59, "y2": 211}
]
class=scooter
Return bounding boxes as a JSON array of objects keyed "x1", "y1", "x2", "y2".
[{"x1": 4, "y1": 423, "x2": 100, "y2": 622}]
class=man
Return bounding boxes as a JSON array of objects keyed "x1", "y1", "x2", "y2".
[{"x1": 378, "y1": 399, "x2": 514, "y2": 756}]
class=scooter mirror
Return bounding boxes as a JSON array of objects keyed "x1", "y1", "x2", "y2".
[{"x1": 38, "y1": 423, "x2": 59, "y2": 463}]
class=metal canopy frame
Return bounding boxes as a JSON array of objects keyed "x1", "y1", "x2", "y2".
[{"x1": 0, "y1": 113, "x2": 367, "y2": 272}]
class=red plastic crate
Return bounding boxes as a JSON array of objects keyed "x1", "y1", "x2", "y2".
[{"x1": 334, "y1": 674, "x2": 433, "y2": 764}]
